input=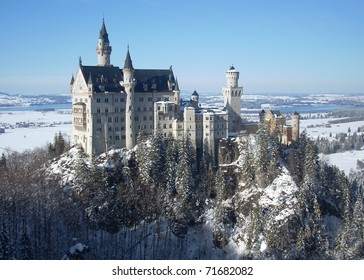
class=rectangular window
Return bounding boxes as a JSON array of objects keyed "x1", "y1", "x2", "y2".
[
  {"x1": 114, "y1": 98, "x2": 118, "y2": 103},
  {"x1": 115, "y1": 135, "x2": 120, "y2": 140},
  {"x1": 139, "y1": 97, "x2": 144, "y2": 102},
  {"x1": 97, "y1": 118, "x2": 101, "y2": 123},
  {"x1": 120, "y1": 98, "x2": 125, "y2": 102},
  {"x1": 105, "y1": 98, "x2": 109, "y2": 103},
  {"x1": 96, "y1": 98, "x2": 101, "y2": 103},
  {"x1": 114, "y1": 117, "x2": 119, "y2": 122},
  {"x1": 108, "y1": 117, "x2": 112, "y2": 123},
  {"x1": 148, "y1": 97, "x2": 153, "y2": 102}
]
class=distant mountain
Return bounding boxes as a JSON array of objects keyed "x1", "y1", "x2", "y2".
[{"x1": 0, "y1": 92, "x2": 71, "y2": 107}]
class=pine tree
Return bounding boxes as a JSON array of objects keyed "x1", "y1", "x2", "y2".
[
  {"x1": 150, "y1": 125, "x2": 167, "y2": 186},
  {"x1": 0, "y1": 225, "x2": 10, "y2": 260},
  {"x1": 175, "y1": 140, "x2": 194, "y2": 203},
  {"x1": 20, "y1": 232, "x2": 33, "y2": 260},
  {"x1": 0, "y1": 153, "x2": 6, "y2": 168},
  {"x1": 213, "y1": 168, "x2": 228, "y2": 248}
]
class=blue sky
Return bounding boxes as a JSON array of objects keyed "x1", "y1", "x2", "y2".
[{"x1": 0, "y1": 0, "x2": 363, "y2": 95}]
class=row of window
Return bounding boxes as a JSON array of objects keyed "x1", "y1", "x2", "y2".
[
  {"x1": 94, "y1": 96, "x2": 170, "y2": 103},
  {"x1": 74, "y1": 98, "x2": 87, "y2": 103},
  {"x1": 96, "y1": 97, "x2": 125, "y2": 103}
]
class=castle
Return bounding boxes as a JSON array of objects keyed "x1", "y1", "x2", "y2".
[{"x1": 71, "y1": 20, "x2": 299, "y2": 158}]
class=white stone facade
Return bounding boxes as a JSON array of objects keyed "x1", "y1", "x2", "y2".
[{"x1": 71, "y1": 21, "x2": 242, "y2": 158}]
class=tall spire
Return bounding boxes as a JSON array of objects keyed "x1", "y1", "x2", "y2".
[
  {"x1": 99, "y1": 18, "x2": 109, "y2": 43},
  {"x1": 174, "y1": 77, "x2": 180, "y2": 91},
  {"x1": 96, "y1": 18, "x2": 112, "y2": 66},
  {"x1": 124, "y1": 46, "x2": 133, "y2": 69}
]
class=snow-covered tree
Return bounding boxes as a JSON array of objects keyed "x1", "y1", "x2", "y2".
[
  {"x1": 0, "y1": 225, "x2": 10, "y2": 260},
  {"x1": 19, "y1": 232, "x2": 32, "y2": 260}
]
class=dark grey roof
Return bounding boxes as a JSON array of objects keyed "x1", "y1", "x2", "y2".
[
  {"x1": 174, "y1": 77, "x2": 180, "y2": 91},
  {"x1": 229, "y1": 65, "x2": 235, "y2": 70},
  {"x1": 134, "y1": 69, "x2": 175, "y2": 92},
  {"x1": 80, "y1": 65, "x2": 174, "y2": 93},
  {"x1": 81, "y1": 66, "x2": 123, "y2": 93},
  {"x1": 270, "y1": 110, "x2": 282, "y2": 116},
  {"x1": 99, "y1": 19, "x2": 110, "y2": 43},
  {"x1": 124, "y1": 48, "x2": 133, "y2": 69},
  {"x1": 192, "y1": 90, "x2": 199, "y2": 96},
  {"x1": 70, "y1": 75, "x2": 74, "y2": 85}
]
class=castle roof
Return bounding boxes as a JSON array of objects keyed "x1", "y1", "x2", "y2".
[
  {"x1": 99, "y1": 19, "x2": 110, "y2": 43},
  {"x1": 134, "y1": 69, "x2": 175, "y2": 92},
  {"x1": 124, "y1": 47, "x2": 133, "y2": 69},
  {"x1": 270, "y1": 109, "x2": 282, "y2": 116},
  {"x1": 174, "y1": 77, "x2": 180, "y2": 91},
  {"x1": 79, "y1": 64, "x2": 175, "y2": 93},
  {"x1": 192, "y1": 90, "x2": 199, "y2": 96},
  {"x1": 80, "y1": 65, "x2": 123, "y2": 93}
]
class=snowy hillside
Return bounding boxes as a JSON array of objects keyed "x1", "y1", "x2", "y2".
[{"x1": 39, "y1": 128, "x2": 363, "y2": 259}]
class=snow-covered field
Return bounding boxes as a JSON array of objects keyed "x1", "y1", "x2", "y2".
[
  {"x1": 300, "y1": 118, "x2": 364, "y2": 139},
  {"x1": 0, "y1": 110, "x2": 71, "y2": 152},
  {"x1": 321, "y1": 150, "x2": 364, "y2": 176},
  {"x1": 1, "y1": 108, "x2": 364, "y2": 176},
  {"x1": 300, "y1": 116, "x2": 364, "y2": 175}
]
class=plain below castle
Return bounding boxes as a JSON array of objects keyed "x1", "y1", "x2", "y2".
[{"x1": 70, "y1": 20, "x2": 299, "y2": 158}]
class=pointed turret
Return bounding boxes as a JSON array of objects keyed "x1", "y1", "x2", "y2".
[
  {"x1": 124, "y1": 46, "x2": 133, "y2": 69},
  {"x1": 96, "y1": 18, "x2": 112, "y2": 66},
  {"x1": 87, "y1": 72, "x2": 93, "y2": 85},
  {"x1": 173, "y1": 77, "x2": 181, "y2": 106},
  {"x1": 99, "y1": 18, "x2": 110, "y2": 43},
  {"x1": 123, "y1": 46, "x2": 135, "y2": 150},
  {"x1": 70, "y1": 74, "x2": 74, "y2": 85},
  {"x1": 174, "y1": 77, "x2": 180, "y2": 91}
]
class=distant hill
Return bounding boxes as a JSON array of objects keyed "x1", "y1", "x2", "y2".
[{"x1": 0, "y1": 92, "x2": 71, "y2": 107}]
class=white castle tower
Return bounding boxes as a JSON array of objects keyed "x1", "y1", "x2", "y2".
[
  {"x1": 222, "y1": 66, "x2": 243, "y2": 133},
  {"x1": 291, "y1": 112, "x2": 300, "y2": 142},
  {"x1": 96, "y1": 18, "x2": 112, "y2": 66},
  {"x1": 123, "y1": 47, "x2": 135, "y2": 149}
]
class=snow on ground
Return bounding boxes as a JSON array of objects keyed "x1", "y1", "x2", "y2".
[
  {"x1": 0, "y1": 110, "x2": 71, "y2": 152},
  {"x1": 321, "y1": 149, "x2": 364, "y2": 176},
  {"x1": 300, "y1": 118, "x2": 364, "y2": 139},
  {"x1": 300, "y1": 117, "x2": 364, "y2": 174},
  {"x1": 259, "y1": 168, "x2": 299, "y2": 222}
]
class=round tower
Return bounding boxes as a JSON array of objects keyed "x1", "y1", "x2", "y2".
[
  {"x1": 222, "y1": 65, "x2": 243, "y2": 133},
  {"x1": 226, "y1": 65, "x2": 239, "y2": 87},
  {"x1": 96, "y1": 19, "x2": 112, "y2": 66},
  {"x1": 291, "y1": 112, "x2": 300, "y2": 142},
  {"x1": 191, "y1": 90, "x2": 199, "y2": 103},
  {"x1": 123, "y1": 47, "x2": 135, "y2": 149}
]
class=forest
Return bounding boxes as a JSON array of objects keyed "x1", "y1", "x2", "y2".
[{"x1": 0, "y1": 126, "x2": 364, "y2": 260}]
